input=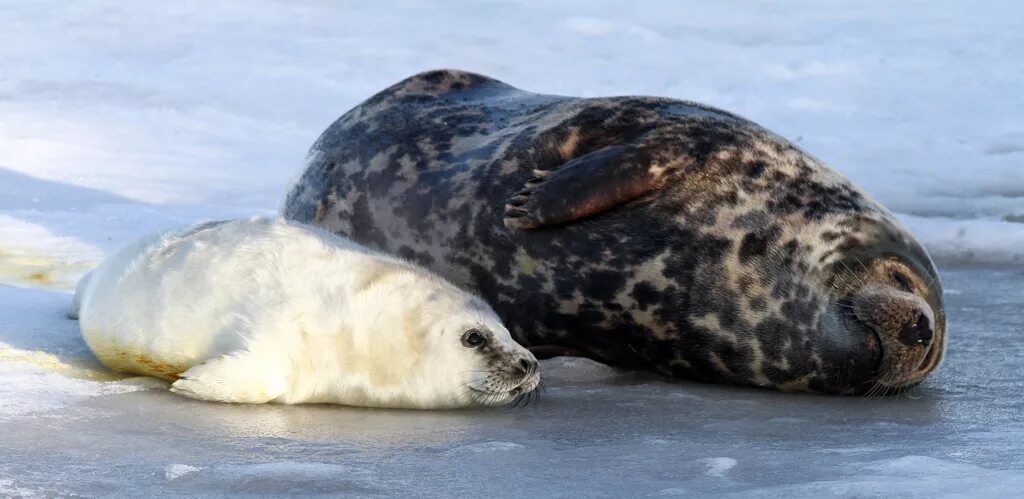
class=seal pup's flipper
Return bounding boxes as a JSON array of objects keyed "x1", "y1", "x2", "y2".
[
  {"x1": 504, "y1": 142, "x2": 682, "y2": 230},
  {"x1": 171, "y1": 352, "x2": 288, "y2": 404}
]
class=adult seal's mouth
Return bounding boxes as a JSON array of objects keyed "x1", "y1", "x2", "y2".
[{"x1": 825, "y1": 253, "x2": 946, "y2": 395}]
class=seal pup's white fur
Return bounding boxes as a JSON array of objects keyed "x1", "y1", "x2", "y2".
[{"x1": 71, "y1": 218, "x2": 539, "y2": 408}]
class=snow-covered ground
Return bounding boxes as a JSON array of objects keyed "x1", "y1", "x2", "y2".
[{"x1": 1, "y1": 1, "x2": 1022, "y2": 496}]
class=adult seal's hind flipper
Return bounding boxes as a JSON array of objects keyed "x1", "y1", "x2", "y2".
[{"x1": 284, "y1": 69, "x2": 946, "y2": 395}]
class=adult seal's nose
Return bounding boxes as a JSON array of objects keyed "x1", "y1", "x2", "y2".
[{"x1": 898, "y1": 312, "x2": 933, "y2": 346}]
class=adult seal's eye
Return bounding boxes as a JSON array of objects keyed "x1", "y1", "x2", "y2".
[
  {"x1": 461, "y1": 329, "x2": 487, "y2": 348},
  {"x1": 890, "y1": 270, "x2": 914, "y2": 292}
]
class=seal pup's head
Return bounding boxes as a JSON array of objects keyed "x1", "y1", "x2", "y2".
[
  {"x1": 415, "y1": 289, "x2": 543, "y2": 408},
  {"x1": 330, "y1": 266, "x2": 540, "y2": 409}
]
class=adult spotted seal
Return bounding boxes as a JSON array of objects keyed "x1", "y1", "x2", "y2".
[
  {"x1": 283, "y1": 70, "x2": 946, "y2": 395},
  {"x1": 70, "y1": 217, "x2": 540, "y2": 408}
]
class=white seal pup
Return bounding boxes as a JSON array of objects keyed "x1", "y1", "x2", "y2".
[{"x1": 69, "y1": 218, "x2": 540, "y2": 408}]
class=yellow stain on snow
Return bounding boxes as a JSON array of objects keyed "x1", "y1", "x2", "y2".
[
  {"x1": 0, "y1": 246, "x2": 116, "y2": 380},
  {"x1": 0, "y1": 345, "x2": 128, "y2": 381},
  {"x1": 0, "y1": 246, "x2": 95, "y2": 290}
]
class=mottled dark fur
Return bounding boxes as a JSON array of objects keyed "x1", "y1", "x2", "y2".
[{"x1": 284, "y1": 70, "x2": 945, "y2": 394}]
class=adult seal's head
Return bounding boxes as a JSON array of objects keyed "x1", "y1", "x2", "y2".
[{"x1": 283, "y1": 69, "x2": 946, "y2": 395}]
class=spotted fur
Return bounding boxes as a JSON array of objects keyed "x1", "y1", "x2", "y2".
[{"x1": 283, "y1": 70, "x2": 946, "y2": 394}]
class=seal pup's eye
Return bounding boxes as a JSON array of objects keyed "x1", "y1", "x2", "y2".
[
  {"x1": 461, "y1": 329, "x2": 488, "y2": 348},
  {"x1": 890, "y1": 270, "x2": 914, "y2": 292}
]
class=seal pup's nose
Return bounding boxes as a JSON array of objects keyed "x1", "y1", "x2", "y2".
[
  {"x1": 898, "y1": 312, "x2": 933, "y2": 346},
  {"x1": 518, "y1": 357, "x2": 538, "y2": 376}
]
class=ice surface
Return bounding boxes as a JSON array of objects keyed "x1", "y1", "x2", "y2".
[
  {"x1": 1, "y1": 0, "x2": 1023, "y2": 497},
  {"x1": 1, "y1": 269, "x2": 1022, "y2": 497}
]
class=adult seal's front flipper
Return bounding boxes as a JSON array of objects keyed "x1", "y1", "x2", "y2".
[{"x1": 504, "y1": 144, "x2": 670, "y2": 230}]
